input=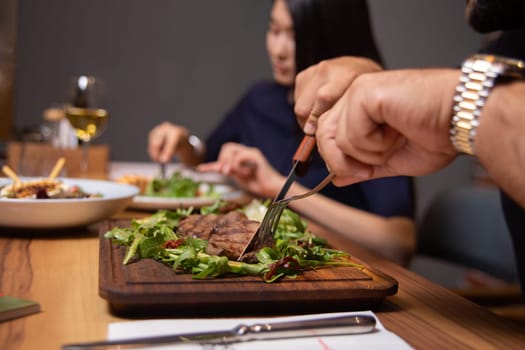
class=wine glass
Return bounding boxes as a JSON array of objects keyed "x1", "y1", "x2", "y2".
[{"x1": 64, "y1": 75, "x2": 109, "y2": 176}]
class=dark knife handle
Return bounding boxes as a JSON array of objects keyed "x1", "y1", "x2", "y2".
[{"x1": 293, "y1": 135, "x2": 316, "y2": 177}]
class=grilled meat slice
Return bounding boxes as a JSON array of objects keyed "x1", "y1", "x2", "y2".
[
  {"x1": 208, "y1": 218, "x2": 260, "y2": 260},
  {"x1": 177, "y1": 211, "x2": 261, "y2": 259},
  {"x1": 177, "y1": 213, "x2": 221, "y2": 240}
]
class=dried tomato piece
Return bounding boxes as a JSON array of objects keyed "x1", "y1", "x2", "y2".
[
  {"x1": 264, "y1": 256, "x2": 300, "y2": 280},
  {"x1": 164, "y1": 238, "x2": 185, "y2": 249}
]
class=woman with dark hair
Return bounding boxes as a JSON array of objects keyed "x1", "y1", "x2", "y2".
[
  {"x1": 289, "y1": 0, "x2": 382, "y2": 74},
  {"x1": 149, "y1": 0, "x2": 415, "y2": 265}
]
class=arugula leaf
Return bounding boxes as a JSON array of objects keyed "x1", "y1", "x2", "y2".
[{"x1": 123, "y1": 235, "x2": 142, "y2": 264}]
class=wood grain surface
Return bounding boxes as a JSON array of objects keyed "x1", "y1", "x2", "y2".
[{"x1": 1, "y1": 211, "x2": 525, "y2": 350}]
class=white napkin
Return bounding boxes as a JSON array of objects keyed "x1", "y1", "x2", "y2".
[{"x1": 108, "y1": 311, "x2": 413, "y2": 349}]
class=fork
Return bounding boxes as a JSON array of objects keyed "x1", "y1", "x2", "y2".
[
  {"x1": 159, "y1": 162, "x2": 167, "y2": 180},
  {"x1": 237, "y1": 172, "x2": 335, "y2": 261}
]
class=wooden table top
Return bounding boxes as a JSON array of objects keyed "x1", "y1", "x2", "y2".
[{"x1": 1, "y1": 209, "x2": 525, "y2": 350}]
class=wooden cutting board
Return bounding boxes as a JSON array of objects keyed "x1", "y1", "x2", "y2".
[{"x1": 99, "y1": 219, "x2": 398, "y2": 316}]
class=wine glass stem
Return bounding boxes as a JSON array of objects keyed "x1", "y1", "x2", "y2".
[{"x1": 81, "y1": 141, "x2": 89, "y2": 176}]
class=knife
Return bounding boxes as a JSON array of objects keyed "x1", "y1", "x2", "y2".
[
  {"x1": 274, "y1": 134, "x2": 317, "y2": 201},
  {"x1": 62, "y1": 314, "x2": 376, "y2": 349}
]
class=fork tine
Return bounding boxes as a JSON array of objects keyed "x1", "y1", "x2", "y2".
[
  {"x1": 259, "y1": 173, "x2": 332, "y2": 243},
  {"x1": 269, "y1": 203, "x2": 286, "y2": 233},
  {"x1": 237, "y1": 203, "x2": 280, "y2": 260},
  {"x1": 238, "y1": 173, "x2": 335, "y2": 261},
  {"x1": 255, "y1": 202, "x2": 285, "y2": 245},
  {"x1": 262, "y1": 173, "x2": 334, "y2": 240},
  {"x1": 261, "y1": 204, "x2": 279, "y2": 235}
]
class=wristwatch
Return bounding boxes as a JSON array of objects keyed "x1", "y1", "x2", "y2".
[
  {"x1": 188, "y1": 134, "x2": 205, "y2": 156},
  {"x1": 450, "y1": 54, "x2": 525, "y2": 155}
]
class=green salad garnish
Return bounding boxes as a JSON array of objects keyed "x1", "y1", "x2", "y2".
[
  {"x1": 104, "y1": 200, "x2": 362, "y2": 283},
  {"x1": 144, "y1": 171, "x2": 218, "y2": 198}
]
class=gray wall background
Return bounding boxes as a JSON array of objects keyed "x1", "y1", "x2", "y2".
[{"x1": 13, "y1": 0, "x2": 484, "y2": 219}]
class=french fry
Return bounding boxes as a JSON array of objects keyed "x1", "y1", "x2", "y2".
[
  {"x1": 2, "y1": 165, "x2": 21, "y2": 184},
  {"x1": 48, "y1": 157, "x2": 66, "y2": 180}
]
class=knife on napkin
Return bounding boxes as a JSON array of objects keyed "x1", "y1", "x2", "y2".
[{"x1": 62, "y1": 314, "x2": 376, "y2": 349}]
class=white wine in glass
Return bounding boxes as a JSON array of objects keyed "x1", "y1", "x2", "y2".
[
  {"x1": 65, "y1": 75, "x2": 108, "y2": 176},
  {"x1": 65, "y1": 106, "x2": 108, "y2": 142}
]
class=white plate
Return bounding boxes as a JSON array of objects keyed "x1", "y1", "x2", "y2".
[
  {"x1": 0, "y1": 177, "x2": 140, "y2": 228},
  {"x1": 129, "y1": 183, "x2": 245, "y2": 211}
]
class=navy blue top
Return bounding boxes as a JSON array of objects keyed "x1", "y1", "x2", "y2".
[{"x1": 205, "y1": 81, "x2": 414, "y2": 218}]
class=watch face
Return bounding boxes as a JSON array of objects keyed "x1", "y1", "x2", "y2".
[
  {"x1": 496, "y1": 57, "x2": 525, "y2": 77},
  {"x1": 471, "y1": 54, "x2": 525, "y2": 78}
]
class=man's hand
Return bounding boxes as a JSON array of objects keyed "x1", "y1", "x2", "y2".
[
  {"x1": 294, "y1": 56, "x2": 382, "y2": 135},
  {"x1": 315, "y1": 68, "x2": 459, "y2": 186}
]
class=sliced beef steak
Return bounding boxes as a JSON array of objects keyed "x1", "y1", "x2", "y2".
[
  {"x1": 177, "y1": 213, "x2": 221, "y2": 240},
  {"x1": 177, "y1": 211, "x2": 263, "y2": 260}
]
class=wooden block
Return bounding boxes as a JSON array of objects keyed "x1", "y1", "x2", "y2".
[
  {"x1": 6, "y1": 141, "x2": 110, "y2": 179},
  {"x1": 98, "y1": 218, "x2": 398, "y2": 316}
]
